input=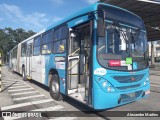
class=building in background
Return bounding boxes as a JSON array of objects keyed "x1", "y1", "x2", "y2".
[{"x1": 148, "y1": 41, "x2": 160, "y2": 62}]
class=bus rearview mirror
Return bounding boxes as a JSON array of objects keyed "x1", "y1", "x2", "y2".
[{"x1": 97, "y1": 19, "x2": 106, "y2": 37}]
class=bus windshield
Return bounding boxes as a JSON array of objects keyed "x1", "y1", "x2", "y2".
[{"x1": 97, "y1": 21, "x2": 148, "y2": 71}]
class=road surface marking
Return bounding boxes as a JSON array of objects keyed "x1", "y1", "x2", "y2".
[
  {"x1": 3, "y1": 83, "x2": 26, "y2": 86},
  {"x1": 3, "y1": 81, "x2": 22, "y2": 83},
  {"x1": 3, "y1": 105, "x2": 64, "y2": 120},
  {"x1": 2, "y1": 80, "x2": 22, "y2": 82},
  {"x1": 8, "y1": 88, "x2": 33, "y2": 92},
  {"x1": 10, "y1": 91, "x2": 39, "y2": 96},
  {"x1": 53, "y1": 117, "x2": 78, "y2": 120},
  {"x1": 3, "y1": 82, "x2": 20, "y2": 84},
  {"x1": 13, "y1": 94, "x2": 45, "y2": 101},
  {"x1": 3, "y1": 82, "x2": 22, "y2": 85},
  {"x1": 4, "y1": 83, "x2": 26, "y2": 87},
  {"x1": 31, "y1": 105, "x2": 64, "y2": 111},
  {"x1": 1, "y1": 99, "x2": 54, "y2": 110},
  {"x1": 8, "y1": 85, "x2": 29, "y2": 89},
  {"x1": 151, "y1": 84, "x2": 160, "y2": 87}
]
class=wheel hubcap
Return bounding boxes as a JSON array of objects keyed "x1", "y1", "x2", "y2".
[{"x1": 52, "y1": 81, "x2": 59, "y2": 94}]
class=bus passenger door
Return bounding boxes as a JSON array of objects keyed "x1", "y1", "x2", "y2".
[
  {"x1": 26, "y1": 43, "x2": 32, "y2": 78},
  {"x1": 68, "y1": 31, "x2": 80, "y2": 90},
  {"x1": 67, "y1": 23, "x2": 91, "y2": 104}
]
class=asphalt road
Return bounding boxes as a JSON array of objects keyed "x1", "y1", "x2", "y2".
[{"x1": 0, "y1": 66, "x2": 160, "y2": 120}]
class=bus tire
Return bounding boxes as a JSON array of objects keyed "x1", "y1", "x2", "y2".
[
  {"x1": 49, "y1": 74, "x2": 62, "y2": 101},
  {"x1": 22, "y1": 67, "x2": 27, "y2": 81}
]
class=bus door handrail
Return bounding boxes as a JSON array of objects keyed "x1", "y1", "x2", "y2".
[
  {"x1": 68, "y1": 59, "x2": 80, "y2": 70},
  {"x1": 68, "y1": 56, "x2": 79, "y2": 70},
  {"x1": 68, "y1": 48, "x2": 80, "y2": 70},
  {"x1": 68, "y1": 48, "x2": 80, "y2": 57}
]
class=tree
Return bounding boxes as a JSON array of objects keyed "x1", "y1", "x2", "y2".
[{"x1": 0, "y1": 28, "x2": 36, "y2": 63}]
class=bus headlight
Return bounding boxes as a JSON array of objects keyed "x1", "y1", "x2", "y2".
[
  {"x1": 107, "y1": 86, "x2": 112, "y2": 92},
  {"x1": 144, "y1": 77, "x2": 150, "y2": 86},
  {"x1": 146, "y1": 77, "x2": 149, "y2": 81},
  {"x1": 102, "y1": 81, "x2": 114, "y2": 92},
  {"x1": 101, "y1": 80, "x2": 116, "y2": 92},
  {"x1": 96, "y1": 76, "x2": 116, "y2": 92},
  {"x1": 102, "y1": 81, "x2": 107, "y2": 87}
]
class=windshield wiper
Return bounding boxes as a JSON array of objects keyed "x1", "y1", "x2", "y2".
[
  {"x1": 131, "y1": 28, "x2": 140, "y2": 43},
  {"x1": 113, "y1": 21, "x2": 128, "y2": 44}
]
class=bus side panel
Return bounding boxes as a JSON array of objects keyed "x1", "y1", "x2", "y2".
[
  {"x1": 43, "y1": 54, "x2": 66, "y2": 94},
  {"x1": 54, "y1": 54, "x2": 66, "y2": 94},
  {"x1": 11, "y1": 47, "x2": 18, "y2": 72},
  {"x1": 41, "y1": 55, "x2": 46, "y2": 84},
  {"x1": 12, "y1": 58, "x2": 17, "y2": 71},
  {"x1": 43, "y1": 55, "x2": 53, "y2": 86},
  {"x1": 32, "y1": 55, "x2": 42, "y2": 83},
  {"x1": 17, "y1": 44, "x2": 21, "y2": 73},
  {"x1": 19, "y1": 56, "x2": 26, "y2": 74}
]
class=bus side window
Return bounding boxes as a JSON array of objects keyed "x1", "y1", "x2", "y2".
[
  {"x1": 33, "y1": 36, "x2": 41, "y2": 56},
  {"x1": 41, "y1": 30, "x2": 53, "y2": 54},
  {"x1": 27, "y1": 44, "x2": 33, "y2": 57},
  {"x1": 53, "y1": 25, "x2": 68, "y2": 53},
  {"x1": 21, "y1": 42, "x2": 27, "y2": 57},
  {"x1": 12, "y1": 47, "x2": 18, "y2": 59}
]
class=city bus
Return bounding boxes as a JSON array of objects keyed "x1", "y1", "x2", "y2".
[{"x1": 8, "y1": 2, "x2": 150, "y2": 109}]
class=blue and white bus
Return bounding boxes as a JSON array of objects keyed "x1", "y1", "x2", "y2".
[{"x1": 9, "y1": 2, "x2": 150, "y2": 109}]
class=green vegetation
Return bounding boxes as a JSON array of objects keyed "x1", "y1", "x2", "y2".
[{"x1": 0, "y1": 28, "x2": 36, "y2": 62}]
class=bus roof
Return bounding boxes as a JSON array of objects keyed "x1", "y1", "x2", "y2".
[
  {"x1": 46, "y1": 2, "x2": 141, "y2": 31},
  {"x1": 19, "y1": 2, "x2": 141, "y2": 45}
]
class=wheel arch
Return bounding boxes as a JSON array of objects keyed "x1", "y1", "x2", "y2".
[
  {"x1": 21, "y1": 64, "x2": 25, "y2": 74},
  {"x1": 22, "y1": 64, "x2": 25, "y2": 68},
  {"x1": 48, "y1": 68, "x2": 59, "y2": 86}
]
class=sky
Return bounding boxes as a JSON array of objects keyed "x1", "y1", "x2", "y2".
[{"x1": 0, "y1": 0, "x2": 98, "y2": 32}]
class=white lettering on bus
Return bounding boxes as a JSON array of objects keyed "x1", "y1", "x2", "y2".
[
  {"x1": 94, "y1": 68, "x2": 107, "y2": 76},
  {"x1": 75, "y1": 19, "x2": 84, "y2": 25}
]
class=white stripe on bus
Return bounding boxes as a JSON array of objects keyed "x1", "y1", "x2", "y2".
[
  {"x1": 10, "y1": 91, "x2": 39, "y2": 96},
  {"x1": 1, "y1": 99, "x2": 54, "y2": 110},
  {"x1": 8, "y1": 88, "x2": 33, "y2": 92},
  {"x1": 13, "y1": 94, "x2": 45, "y2": 101}
]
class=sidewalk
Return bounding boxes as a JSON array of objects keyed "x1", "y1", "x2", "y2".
[
  {"x1": 149, "y1": 69, "x2": 160, "y2": 85},
  {"x1": 0, "y1": 67, "x2": 14, "y2": 107},
  {"x1": 0, "y1": 84, "x2": 14, "y2": 107},
  {"x1": 149, "y1": 62, "x2": 160, "y2": 71}
]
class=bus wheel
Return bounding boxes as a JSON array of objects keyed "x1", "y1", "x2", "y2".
[
  {"x1": 49, "y1": 74, "x2": 62, "y2": 101},
  {"x1": 22, "y1": 67, "x2": 27, "y2": 81}
]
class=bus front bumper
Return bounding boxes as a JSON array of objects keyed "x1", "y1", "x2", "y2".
[{"x1": 93, "y1": 85, "x2": 150, "y2": 110}]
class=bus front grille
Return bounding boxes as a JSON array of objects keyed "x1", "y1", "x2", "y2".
[
  {"x1": 116, "y1": 84, "x2": 141, "y2": 91},
  {"x1": 113, "y1": 74, "x2": 144, "y2": 83},
  {"x1": 121, "y1": 90, "x2": 142, "y2": 103}
]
